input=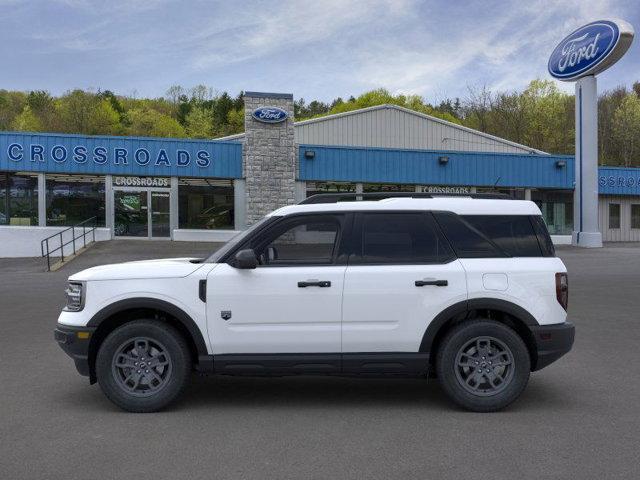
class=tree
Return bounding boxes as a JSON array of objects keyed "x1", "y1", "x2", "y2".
[
  {"x1": 127, "y1": 107, "x2": 186, "y2": 138},
  {"x1": 11, "y1": 105, "x2": 42, "y2": 131},
  {"x1": 0, "y1": 90, "x2": 27, "y2": 130},
  {"x1": 225, "y1": 108, "x2": 244, "y2": 135},
  {"x1": 87, "y1": 99, "x2": 122, "y2": 135},
  {"x1": 185, "y1": 107, "x2": 213, "y2": 138},
  {"x1": 57, "y1": 90, "x2": 97, "y2": 134},
  {"x1": 611, "y1": 93, "x2": 640, "y2": 167}
]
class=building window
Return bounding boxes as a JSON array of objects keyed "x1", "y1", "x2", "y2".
[
  {"x1": 306, "y1": 182, "x2": 356, "y2": 197},
  {"x1": 531, "y1": 189, "x2": 573, "y2": 235},
  {"x1": 631, "y1": 205, "x2": 640, "y2": 229},
  {"x1": 0, "y1": 172, "x2": 38, "y2": 226},
  {"x1": 46, "y1": 175, "x2": 105, "y2": 227},
  {"x1": 362, "y1": 183, "x2": 415, "y2": 193},
  {"x1": 609, "y1": 203, "x2": 621, "y2": 229},
  {"x1": 178, "y1": 178, "x2": 234, "y2": 230}
]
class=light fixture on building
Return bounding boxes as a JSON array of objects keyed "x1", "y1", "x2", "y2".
[
  {"x1": 438, "y1": 156, "x2": 449, "y2": 165},
  {"x1": 304, "y1": 150, "x2": 315, "y2": 159},
  {"x1": 556, "y1": 160, "x2": 567, "y2": 168}
]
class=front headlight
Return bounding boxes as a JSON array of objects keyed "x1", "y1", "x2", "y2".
[{"x1": 64, "y1": 282, "x2": 84, "y2": 312}]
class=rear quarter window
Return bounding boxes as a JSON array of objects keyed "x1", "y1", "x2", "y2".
[
  {"x1": 434, "y1": 212, "x2": 547, "y2": 258},
  {"x1": 461, "y1": 215, "x2": 543, "y2": 257}
]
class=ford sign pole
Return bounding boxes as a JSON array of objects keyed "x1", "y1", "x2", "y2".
[{"x1": 549, "y1": 19, "x2": 634, "y2": 247}]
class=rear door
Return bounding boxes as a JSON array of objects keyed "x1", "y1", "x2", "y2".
[{"x1": 341, "y1": 212, "x2": 467, "y2": 355}]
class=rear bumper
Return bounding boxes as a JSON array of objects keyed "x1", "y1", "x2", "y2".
[
  {"x1": 54, "y1": 324, "x2": 96, "y2": 377},
  {"x1": 530, "y1": 321, "x2": 575, "y2": 371}
]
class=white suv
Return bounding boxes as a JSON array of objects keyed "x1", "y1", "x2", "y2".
[{"x1": 55, "y1": 194, "x2": 574, "y2": 412}]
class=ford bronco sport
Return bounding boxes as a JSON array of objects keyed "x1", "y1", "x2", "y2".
[{"x1": 55, "y1": 193, "x2": 574, "y2": 412}]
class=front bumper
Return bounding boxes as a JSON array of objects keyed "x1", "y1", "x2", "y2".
[
  {"x1": 530, "y1": 321, "x2": 575, "y2": 371},
  {"x1": 54, "y1": 324, "x2": 96, "y2": 377}
]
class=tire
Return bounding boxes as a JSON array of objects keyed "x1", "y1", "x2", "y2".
[
  {"x1": 436, "y1": 319, "x2": 530, "y2": 412},
  {"x1": 96, "y1": 320, "x2": 192, "y2": 413}
]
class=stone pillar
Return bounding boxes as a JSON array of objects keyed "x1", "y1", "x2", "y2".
[{"x1": 243, "y1": 92, "x2": 296, "y2": 225}]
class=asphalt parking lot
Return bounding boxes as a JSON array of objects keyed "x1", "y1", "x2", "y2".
[{"x1": 1, "y1": 240, "x2": 639, "y2": 479}]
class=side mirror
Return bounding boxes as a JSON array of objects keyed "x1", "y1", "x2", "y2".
[{"x1": 234, "y1": 249, "x2": 258, "y2": 269}]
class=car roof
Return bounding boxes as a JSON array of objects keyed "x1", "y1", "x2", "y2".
[{"x1": 270, "y1": 197, "x2": 542, "y2": 216}]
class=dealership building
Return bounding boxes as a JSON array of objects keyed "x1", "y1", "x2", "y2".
[{"x1": 1, "y1": 91, "x2": 640, "y2": 257}]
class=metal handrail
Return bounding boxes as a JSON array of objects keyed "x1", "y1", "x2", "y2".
[{"x1": 41, "y1": 217, "x2": 97, "y2": 271}]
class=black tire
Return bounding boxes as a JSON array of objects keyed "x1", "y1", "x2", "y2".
[
  {"x1": 436, "y1": 319, "x2": 530, "y2": 412},
  {"x1": 96, "y1": 320, "x2": 191, "y2": 413}
]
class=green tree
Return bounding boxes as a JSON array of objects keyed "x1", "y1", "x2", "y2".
[
  {"x1": 611, "y1": 93, "x2": 640, "y2": 167},
  {"x1": 0, "y1": 90, "x2": 27, "y2": 130},
  {"x1": 11, "y1": 105, "x2": 42, "y2": 131},
  {"x1": 127, "y1": 107, "x2": 186, "y2": 138},
  {"x1": 185, "y1": 107, "x2": 213, "y2": 138},
  {"x1": 87, "y1": 99, "x2": 122, "y2": 135},
  {"x1": 225, "y1": 108, "x2": 244, "y2": 135},
  {"x1": 57, "y1": 90, "x2": 98, "y2": 134}
]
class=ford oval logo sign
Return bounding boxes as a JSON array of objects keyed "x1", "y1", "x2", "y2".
[
  {"x1": 252, "y1": 106, "x2": 288, "y2": 123},
  {"x1": 548, "y1": 20, "x2": 634, "y2": 81}
]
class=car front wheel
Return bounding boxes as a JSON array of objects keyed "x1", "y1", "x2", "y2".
[
  {"x1": 436, "y1": 319, "x2": 530, "y2": 412},
  {"x1": 96, "y1": 320, "x2": 191, "y2": 412}
]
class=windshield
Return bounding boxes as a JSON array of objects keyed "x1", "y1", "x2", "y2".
[{"x1": 205, "y1": 216, "x2": 273, "y2": 263}]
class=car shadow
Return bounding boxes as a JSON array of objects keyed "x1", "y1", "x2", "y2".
[{"x1": 51, "y1": 373, "x2": 577, "y2": 414}]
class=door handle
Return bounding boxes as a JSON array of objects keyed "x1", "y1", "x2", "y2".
[
  {"x1": 415, "y1": 279, "x2": 448, "y2": 287},
  {"x1": 298, "y1": 280, "x2": 331, "y2": 288}
]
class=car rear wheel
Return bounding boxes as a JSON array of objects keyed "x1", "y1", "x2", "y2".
[
  {"x1": 96, "y1": 320, "x2": 191, "y2": 412},
  {"x1": 436, "y1": 319, "x2": 530, "y2": 412}
]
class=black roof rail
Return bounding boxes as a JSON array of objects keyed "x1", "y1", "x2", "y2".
[{"x1": 299, "y1": 192, "x2": 512, "y2": 204}]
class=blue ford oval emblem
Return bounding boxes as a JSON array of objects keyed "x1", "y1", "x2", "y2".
[
  {"x1": 548, "y1": 20, "x2": 621, "y2": 80},
  {"x1": 252, "y1": 106, "x2": 288, "y2": 123}
]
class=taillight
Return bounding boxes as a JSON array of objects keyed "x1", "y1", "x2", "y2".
[{"x1": 555, "y1": 272, "x2": 568, "y2": 311}]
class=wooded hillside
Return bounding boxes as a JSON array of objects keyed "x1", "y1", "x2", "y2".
[{"x1": 2, "y1": 80, "x2": 639, "y2": 166}]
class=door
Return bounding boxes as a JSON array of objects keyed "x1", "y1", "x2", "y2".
[
  {"x1": 342, "y1": 212, "x2": 467, "y2": 353},
  {"x1": 114, "y1": 190, "x2": 148, "y2": 237},
  {"x1": 113, "y1": 189, "x2": 171, "y2": 238},
  {"x1": 207, "y1": 214, "x2": 347, "y2": 356},
  {"x1": 150, "y1": 191, "x2": 170, "y2": 238}
]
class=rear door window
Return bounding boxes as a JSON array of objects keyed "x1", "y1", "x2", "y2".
[{"x1": 353, "y1": 212, "x2": 454, "y2": 264}]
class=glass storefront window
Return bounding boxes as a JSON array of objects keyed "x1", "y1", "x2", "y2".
[
  {"x1": 178, "y1": 178, "x2": 234, "y2": 230},
  {"x1": 363, "y1": 183, "x2": 415, "y2": 193},
  {"x1": 477, "y1": 187, "x2": 526, "y2": 199},
  {"x1": 531, "y1": 189, "x2": 574, "y2": 235},
  {"x1": 306, "y1": 182, "x2": 356, "y2": 197},
  {"x1": 46, "y1": 175, "x2": 105, "y2": 227},
  {"x1": 0, "y1": 172, "x2": 38, "y2": 226}
]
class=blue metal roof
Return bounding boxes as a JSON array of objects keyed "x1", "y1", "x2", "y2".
[
  {"x1": 299, "y1": 145, "x2": 575, "y2": 189},
  {"x1": 0, "y1": 132, "x2": 242, "y2": 178}
]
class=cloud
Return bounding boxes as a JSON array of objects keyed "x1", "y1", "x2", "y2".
[{"x1": 1, "y1": 0, "x2": 637, "y2": 99}]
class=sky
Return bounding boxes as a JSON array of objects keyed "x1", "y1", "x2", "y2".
[{"x1": 1, "y1": 0, "x2": 639, "y2": 103}]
